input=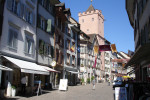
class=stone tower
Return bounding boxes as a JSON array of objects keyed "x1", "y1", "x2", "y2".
[{"x1": 78, "y1": 4, "x2": 105, "y2": 77}]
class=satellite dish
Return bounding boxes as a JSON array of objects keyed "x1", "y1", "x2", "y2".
[{"x1": 51, "y1": 61, "x2": 56, "y2": 67}]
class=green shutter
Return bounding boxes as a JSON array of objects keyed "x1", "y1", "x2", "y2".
[{"x1": 46, "y1": 19, "x2": 51, "y2": 32}]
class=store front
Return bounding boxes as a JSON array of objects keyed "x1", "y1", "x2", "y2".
[
  {"x1": 64, "y1": 67, "x2": 78, "y2": 86},
  {"x1": 0, "y1": 56, "x2": 57, "y2": 96}
]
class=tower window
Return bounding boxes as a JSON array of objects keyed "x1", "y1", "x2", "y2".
[
  {"x1": 92, "y1": 18, "x2": 94, "y2": 21},
  {"x1": 82, "y1": 19, "x2": 84, "y2": 23}
]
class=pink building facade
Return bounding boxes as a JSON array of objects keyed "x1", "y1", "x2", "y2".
[{"x1": 78, "y1": 5, "x2": 105, "y2": 78}]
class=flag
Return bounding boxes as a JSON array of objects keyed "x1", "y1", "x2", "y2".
[
  {"x1": 111, "y1": 44, "x2": 117, "y2": 53},
  {"x1": 99, "y1": 45, "x2": 111, "y2": 52},
  {"x1": 93, "y1": 55, "x2": 97, "y2": 68},
  {"x1": 77, "y1": 47, "x2": 80, "y2": 52},
  {"x1": 94, "y1": 45, "x2": 99, "y2": 55},
  {"x1": 70, "y1": 44, "x2": 75, "y2": 52}
]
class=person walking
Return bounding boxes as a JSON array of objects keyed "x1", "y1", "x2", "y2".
[
  {"x1": 92, "y1": 78, "x2": 96, "y2": 90},
  {"x1": 21, "y1": 75, "x2": 27, "y2": 94}
]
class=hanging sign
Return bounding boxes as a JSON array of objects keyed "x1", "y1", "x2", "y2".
[{"x1": 51, "y1": 61, "x2": 56, "y2": 67}]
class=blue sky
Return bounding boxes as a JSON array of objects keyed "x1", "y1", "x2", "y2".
[{"x1": 59, "y1": 0, "x2": 134, "y2": 53}]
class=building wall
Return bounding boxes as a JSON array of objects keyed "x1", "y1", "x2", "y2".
[
  {"x1": 37, "y1": 3, "x2": 54, "y2": 66},
  {"x1": 0, "y1": 0, "x2": 37, "y2": 62},
  {"x1": 64, "y1": 24, "x2": 78, "y2": 72}
]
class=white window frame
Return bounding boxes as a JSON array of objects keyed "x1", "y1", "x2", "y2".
[
  {"x1": 24, "y1": 35, "x2": 34, "y2": 55},
  {"x1": 8, "y1": 27, "x2": 18, "y2": 50}
]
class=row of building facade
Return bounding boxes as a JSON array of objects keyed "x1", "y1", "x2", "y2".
[
  {"x1": 125, "y1": 0, "x2": 150, "y2": 99},
  {"x1": 0, "y1": 0, "x2": 110, "y2": 95}
]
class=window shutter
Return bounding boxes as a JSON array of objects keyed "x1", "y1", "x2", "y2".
[
  {"x1": 7, "y1": 0, "x2": 13, "y2": 11},
  {"x1": 37, "y1": 15, "x2": 41, "y2": 28},
  {"x1": 46, "y1": 19, "x2": 51, "y2": 32},
  {"x1": 44, "y1": 19, "x2": 47, "y2": 31},
  {"x1": 51, "y1": 46, "x2": 54, "y2": 58}
]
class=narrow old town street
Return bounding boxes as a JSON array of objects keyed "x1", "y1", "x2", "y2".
[{"x1": 6, "y1": 83, "x2": 114, "y2": 100}]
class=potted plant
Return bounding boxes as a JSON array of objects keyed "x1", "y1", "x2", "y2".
[
  {"x1": 81, "y1": 64, "x2": 84, "y2": 67},
  {"x1": 11, "y1": 86, "x2": 16, "y2": 97},
  {"x1": 87, "y1": 78, "x2": 90, "y2": 84},
  {"x1": 81, "y1": 78, "x2": 84, "y2": 85},
  {"x1": 91, "y1": 76, "x2": 95, "y2": 81}
]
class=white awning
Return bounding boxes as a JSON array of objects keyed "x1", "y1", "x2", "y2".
[
  {"x1": 0, "y1": 65, "x2": 13, "y2": 71},
  {"x1": 67, "y1": 70, "x2": 79, "y2": 74},
  {"x1": 41, "y1": 66, "x2": 60, "y2": 73},
  {"x1": 3, "y1": 56, "x2": 49, "y2": 75}
]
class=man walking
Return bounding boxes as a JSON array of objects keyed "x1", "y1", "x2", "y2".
[
  {"x1": 21, "y1": 75, "x2": 27, "y2": 94},
  {"x1": 92, "y1": 78, "x2": 96, "y2": 90}
]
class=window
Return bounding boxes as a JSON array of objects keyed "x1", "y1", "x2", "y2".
[
  {"x1": 65, "y1": 39, "x2": 70, "y2": 49},
  {"x1": 39, "y1": 40, "x2": 44, "y2": 54},
  {"x1": 78, "y1": 58, "x2": 80, "y2": 65},
  {"x1": 56, "y1": 49, "x2": 59, "y2": 62},
  {"x1": 41, "y1": 0, "x2": 46, "y2": 7},
  {"x1": 26, "y1": 10, "x2": 33, "y2": 24},
  {"x1": 66, "y1": 54, "x2": 70, "y2": 64},
  {"x1": 82, "y1": 19, "x2": 84, "y2": 23},
  {"x1": 7, "y1": 0, "x2": 35, "y2": 26},
  {"x1": 8, "y1": 28, "x2": 18, "y2": 49},
  {"x1": 38, "y1": 39, "x2": 51, "y2": 56},
  {"x1": 80, "y1": 59, "x2": 84, "y2": 66},
  {"x1": 24, "y1": 35, "x2": 34, "y2": 55},
  {"x1": 7, "y1": 0, "x2": 20, "y2": 16},
  {"x1": 72, "y1": 56, "x2": 75, "y2": 66},
  {"x1": 41, "y1": 17, "x2": 45, "y2": 30}
]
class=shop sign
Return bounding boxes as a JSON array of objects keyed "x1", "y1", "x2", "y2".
[
  {"x1": 51, "y1": 61, "x2": 56, "y2": 67},
  {"x1": 59, "y1": 79, "x2": 68, "y2": 91},
  {"x1": 115, "y1": 87, "x2": 127, "y2": 100}
]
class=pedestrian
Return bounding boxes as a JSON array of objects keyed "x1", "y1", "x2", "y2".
[
  {"x1": 21, "y1": 75, "x2": 27, "y2": 94},
  {"x1": 92, "y1": 78, "x2": 96, "y2": 90}
]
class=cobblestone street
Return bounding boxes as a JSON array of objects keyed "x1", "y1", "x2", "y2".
[{"x1": 6, "y1": 83, "x2": 114, "y2": 100}]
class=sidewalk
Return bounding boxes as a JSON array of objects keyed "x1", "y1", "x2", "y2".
[{"x1": 2, "y1": 82, "x2": 114, "y2": 100}]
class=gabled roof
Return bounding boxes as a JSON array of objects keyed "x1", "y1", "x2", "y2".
[
  {"x1": 55, "y1": 3, "x2": 65, "y2": 7},
  {"x1": 86, "y1": 4, "x2": 95, "y2": 13}
]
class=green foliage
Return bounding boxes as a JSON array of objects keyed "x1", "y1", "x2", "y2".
[
  {"x1": 81, "y1": 78, "x2": 84, "y2": 83},
  {"x1": 91, "y1": 76, "x2": 95, "y2": 81},
  {"x1": 11, "y1": 86, "x2": 16, "y2": 89},
  {"x1": 87, "y1": 78, "x2": 90, "y2": 83}
]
